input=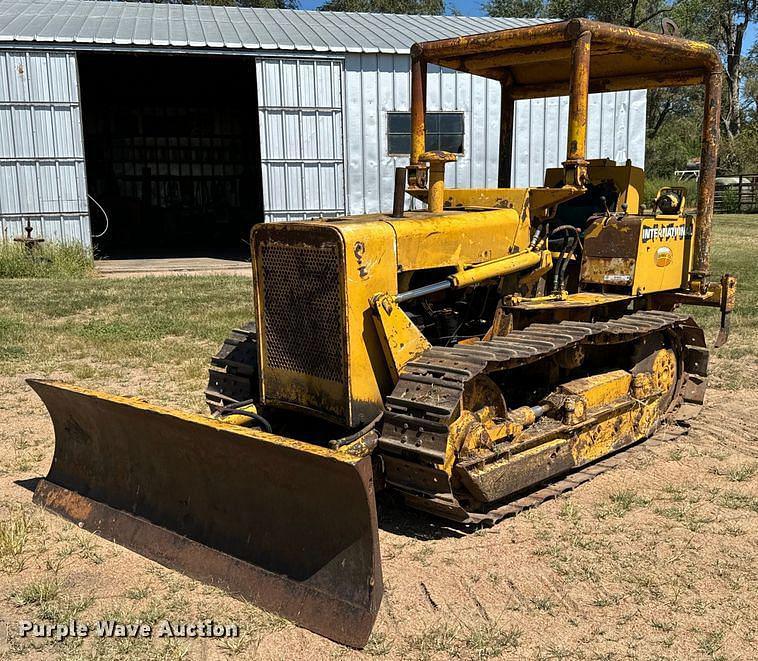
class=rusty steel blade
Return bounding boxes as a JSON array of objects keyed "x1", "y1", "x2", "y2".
[{"x1": 28, "y1": 380, "x2": 382, "y2": 648}]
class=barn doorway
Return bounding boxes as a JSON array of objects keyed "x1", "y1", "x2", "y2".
[{"x1": 78, "y1": 52, "x2": 263, "y2": 259}]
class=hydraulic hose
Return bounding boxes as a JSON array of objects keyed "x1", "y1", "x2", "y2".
[
  {"x1": 217, "y1": 400, "x2": 273, "y2": 433},
  {"x1": 557, "y1": 235, "x2": 577, "y2": 291},
  {"x1": 329, "y1": 412, "x2": 384, "y2": 450},
  {"x1": 549, "y1": 225, "x2": 582, "y2": 293},
  {"x1": 218, "y1": 409, "x2": 273, "y2": 433}
]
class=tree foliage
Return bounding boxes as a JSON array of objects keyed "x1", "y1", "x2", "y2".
[
  {"x1": 486, "y1": 0, "x2": 758, "y2": 176},
  {"x1": 485, "y1": 0, "x2": 685, "y2": 30}
]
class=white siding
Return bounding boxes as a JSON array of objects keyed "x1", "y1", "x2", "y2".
[
  {"x1": 256, "y1": 57, "x2": 346, "y2": 221},
  {"x1": 344, "y1": 54, "x2": 502, "y2": 215},
  {"x1": 0, "y1": 50, "x2": 89, "y2": 245},
  {"x1": 344, "y1": 53, "x2": 647, "y2": 214},
  {"x1": 0, "y1": 48, "x2": 648, "y2": 241},
  {"x1": 512, "y1": 90, "x2": 647, "y2": 186}
]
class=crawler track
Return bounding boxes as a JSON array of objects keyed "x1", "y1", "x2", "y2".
[
  {"x1": 205, "y1": 312, "x2": 709, "y2": 526},
  {"x1": 378, "y1": 310, "x2": 709, "y2": 524},
  {"x1": 205, "y1": 322, "x2": 258, "y2": 414}
]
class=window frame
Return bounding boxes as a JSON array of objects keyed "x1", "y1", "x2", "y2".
[{"x1": 386, "y1": 111, "x2": 466, "y2": 157}]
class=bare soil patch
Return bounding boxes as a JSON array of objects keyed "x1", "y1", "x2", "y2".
[
  {"x1": 0, "y1": 357, "x2": 755, "y2": 661},
  {"x1": 0, "y1": 215, "x2": 755, "y2": 659}
]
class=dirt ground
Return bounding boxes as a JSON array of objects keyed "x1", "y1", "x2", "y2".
[
  {"x1": 0, "y1": 356, "x2": 756, "y2": 661},
  {"x1": 0, "y1": 215, "x2": 755, "y2": 660}
]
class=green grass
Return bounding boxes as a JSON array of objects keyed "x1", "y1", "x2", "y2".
[
  {"x1": 0, "y1": 242, "x2": 93, "y2": 278},
  {"x1": 0, "y1": 507, "x2": 35, "y2": 573},
  {"x1": 8, "y1": 576, "x2": 92, "y2": 621},
  {"x1": 0, "y1": 215, "x2": 753, "y2": 395},
  {"x1": 684, "y1": 214, "x2": 758, "y2": 389},
  {"x1": 464, "y1": 622, "x2": 522, "y2": 659},
  {"x1": 596, "y1": 489, "x2": 651, "y2": 519},
  {"x1": 0, "y1": 275, "x2": 253, "y2": 405}
]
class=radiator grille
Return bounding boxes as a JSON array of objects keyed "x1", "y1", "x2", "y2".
[{"x1": 260, "y1": 241, "x2": 345, "y2": 383}]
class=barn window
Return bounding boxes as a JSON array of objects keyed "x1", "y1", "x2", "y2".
[{"x1": 387, "y1": 112, "x2": 464, "y2": 155}]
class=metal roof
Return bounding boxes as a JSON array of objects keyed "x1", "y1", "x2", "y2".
[{"x1": 0, "y1": 0, "x2": 549, "y2": 54}]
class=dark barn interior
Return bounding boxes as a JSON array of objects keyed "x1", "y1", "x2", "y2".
[{"x1": 78, "y1": 53, "x2": 263, "y2": 259}]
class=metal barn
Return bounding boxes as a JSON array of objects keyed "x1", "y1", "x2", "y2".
[{"x1": 0, "y1": 0, "x2": 646, "y2": 257}]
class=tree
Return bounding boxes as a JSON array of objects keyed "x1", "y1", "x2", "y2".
[
  {"x1": 713, "y1": 0, "x2": 757, "y2": 137},
  {"x1": 317, "y1": 0, "x2": 444, "y2": 12},
  {"x1": 486, "y1": 0, "x2": 758, "y2": 175},
  {"x1": 485, "y1": 0, "x2": 686, "y2": 30},
  {"x1": 484, "y1": 0, "x2": 543, "y2": 18},
  {"x1": 742, "y1": 44, "x2": 758, "y2": 119}
]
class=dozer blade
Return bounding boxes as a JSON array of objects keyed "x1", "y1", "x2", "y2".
[{"x1": 28, "y1": 380, "x2": 382, "y2": 648}]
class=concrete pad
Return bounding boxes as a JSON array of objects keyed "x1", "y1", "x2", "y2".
[{"x1": 95, "y1": 257, "x2": 252, "y2": 278}]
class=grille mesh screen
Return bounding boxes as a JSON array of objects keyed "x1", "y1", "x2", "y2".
[{"x1": 261, "y1": 241, "x2": 345, "y2": 383}]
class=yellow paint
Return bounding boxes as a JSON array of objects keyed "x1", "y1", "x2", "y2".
[
  {"x1": 511, "y1": 291, "x2": 630, "y2": 310},
  {"x1": 38, "y1": 381, "x2": 361, "y2": 464},
  {"x1": 559, "y1": 370, "x2": 633, "y2": 410},
  {"x1": 654, "y1": 246, "x2": 673, "y2": 267},
  {"x1": 572, "y1": 414, "x2": 629, "y2": 463},
  {"x1": 518, "y1": 250, "x2": 554, "y2": 289},
  {"x1": 453, "y1": 358, "x2": 672, "y2": 475},
  {"x1": 217, "y1": 403, "x2": 259, "y2": 427},
  {"x1": 253, "y1": 220, "x2": 397, "y2": 427},
  {"x1": 443, "y1": 187, "x2": 531, "y2": 212},
  {"x1": 450, "y1": 250, "x2": 545, "y2": 288},
  {"x1": 248, "y1": 206, "x2": 543, "y2": 429},
  {"x1": 388, "y1": 208, "x2": 528, "y2": 271},
  {"x1": 371, "y1": 294, "x2": 431, "y2": 381},
  {"x1": 651, "y1": 348, "x2": 676, "y2": 394},
  {"x1": 632, "y1": 215, "x2": 690, "y2": 294},
  {"x1": 441, "y1": 186, "x2": 581, "y2": 220},
  {"x1": 545, "y1": 159, "x2": 645, "y2": 214},
  {"x1": 419, "y1": 150, "x2": 457, "y2": 213},
  {"x1": 339, "y1": 222, "x2": 400, "y2": 425},
  {"x1": 444, "y1": 400, "x2": 535, "y2": 475}
]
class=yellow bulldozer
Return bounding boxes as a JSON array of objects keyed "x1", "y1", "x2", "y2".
[{"x1": 30, "y1": 19, "x2": 736, "y2": 648}]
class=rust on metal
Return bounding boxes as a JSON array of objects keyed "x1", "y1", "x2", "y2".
[
  {"x1": 379, "y1": 310, "x2": 706, "y2": 524},
  {"x1": 565, "y1": 30, "x2": 591, "y2": 186},
  {"x1": 392, "y1": 166, "x2": 406, "y2": 218},
  {"x1": 693, "y1": 71, "x2": 722, "y2": 285},
  {"x1": 412, "y1": 19, "x2": 721, "y2": 94},
  {"x1": 410, "y1": 20, "x2": 570, "y2": 61},
  {"x1": 511, "y1": 70, "x2": 708, "y2": 99},
  {"x1": 420, "y1": 150, "x2": 457, "y2": 213},
  {"x1": 28, "y1": 380, "x2": 382, "y2": 648},
  {"x1": 410, "y1": 18, "x2": 722, "y2": 283},
  {"x1": 410, "y1": 55, "x2": 427, "y2": 165},
  {"x1": 498, "y1": 81, "x2": 514, "y2": 188}
]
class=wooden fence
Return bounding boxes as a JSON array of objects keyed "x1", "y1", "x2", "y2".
[{"x1": 714, "y1": 174, "x2": 758, "y2": 213}]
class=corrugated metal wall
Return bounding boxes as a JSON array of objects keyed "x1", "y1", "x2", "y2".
[
  {"x1": 512, "y1": 90, "x2": 647, "y2": 186},
  {"x1": 344, "y1": 55, "x2": 502, "y2": 216},
  {"x1": 343, "y1": 54, "x2": 647, "y2": 215},
  {"x1": 256, "y1": 58, "x2": 346, "y2": 222},
  {"x1": 0, "y1": 49, "x2": 647, "y2": 241},
  {"x1": 0, "y1": 50, "x2": 89, "y2": 245}
]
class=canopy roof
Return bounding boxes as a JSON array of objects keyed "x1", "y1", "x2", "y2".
[{"x1": 413, "y1": 19, "x2": 721, "y2": 99}]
